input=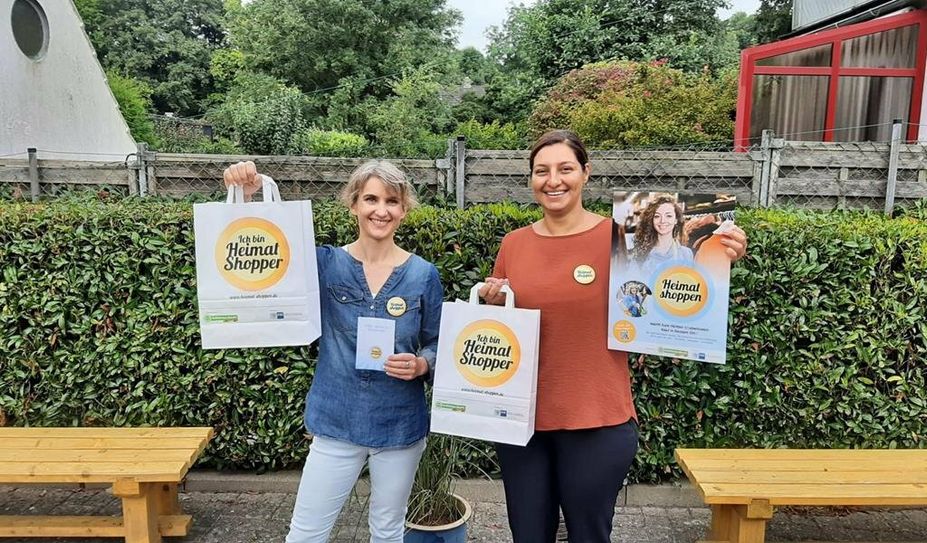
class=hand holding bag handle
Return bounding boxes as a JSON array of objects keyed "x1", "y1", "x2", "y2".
[
  {"x1": 469, "y1": 282, "x2": 515, "y2": 308},
  {"x1": 226, "y1": 173, "x2": 282, "y2": 203}
]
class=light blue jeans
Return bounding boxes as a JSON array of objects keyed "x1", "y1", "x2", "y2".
[{"x1": 285, "y1": 435, "x2": 426, "y2": 543}]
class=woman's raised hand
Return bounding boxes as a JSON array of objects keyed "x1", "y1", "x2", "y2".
[
  {"x1": 721, "y1": 225, "x2": 748, "y2": 261},
  {"x1": 478, "y1": 277, "x2": 509, "y2": 306},
  {"x1": 223, "y1": 160, "x2": 262, "y2": 200}
]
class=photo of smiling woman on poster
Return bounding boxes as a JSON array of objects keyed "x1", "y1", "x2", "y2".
[{"x1": 630, "y1": 194, "x2": 693, "y2": 274}]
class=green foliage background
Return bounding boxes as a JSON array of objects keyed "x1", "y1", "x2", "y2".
[
  {"x1": 106, "y1": 72, "x2": 158, "y2": 146},
  {"x1": 2, "y1": 198, "x2": 923, "y2": 479}
]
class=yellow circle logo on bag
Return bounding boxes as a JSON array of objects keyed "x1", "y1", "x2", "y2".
[
  {"x1": 654, "y1": 266, "x2": 708, "y2": 317},
  {"x1": 453, "y1": 319, "x2": 520, "y2": 387},
  {"x1": 215, "y1": 218, "x2": 291, "y2": 291}
]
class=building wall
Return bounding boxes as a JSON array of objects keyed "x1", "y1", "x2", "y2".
[
  {"x1": 793, "y1": 0, "x2": 878, "y2": 31},
  {"x1": 0, "y1": 0, "x2": 136, "y2": 160}
]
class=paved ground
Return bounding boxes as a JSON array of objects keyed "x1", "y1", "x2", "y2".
[{"x1": 2, "y1": 485, "x2": 927, "y2": 542}]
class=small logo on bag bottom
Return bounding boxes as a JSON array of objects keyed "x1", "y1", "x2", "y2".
[
  {"x1": 215, "y1": 217, "x2": 291, "y2": 291},
  {"x1": 453, "y1": 319, "x2": 521, "y2": 387}
]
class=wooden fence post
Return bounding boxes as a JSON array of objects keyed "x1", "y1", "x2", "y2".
[
  {"x1": 28, "y1": 148, "x2": 39, "y2": 202},
  {"x1": 437, "y1": 137, "x2": 455, "y2": 198},
  {"x1": 455, "y1": 136, "x2": 466, "y2": 209},
  {"x1": 766, "y1": 136, "x2": 783, "y2": 207},
  {"x1": 885, "y1": 119, "x2": 903, "y2": 216},
  {"x1": 137, "y1": 142, "x2": 149, "y2": 197},
  {"x1": 758, "y1": 130, "x2": 773, "y2": 207}
]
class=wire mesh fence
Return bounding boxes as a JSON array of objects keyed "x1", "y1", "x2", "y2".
[
  {"x1": 463, "y1": 143, "x2": 759, "y2": 207},
  {"x1": 2, "y1": 128, "x2": 925, "y2": 214},
  {"x1": 145, "y1": 153, "x2": 447, "y2": 203},
  {"x1": 0, "y1": 151, "x2": 134, "y2": 200}
]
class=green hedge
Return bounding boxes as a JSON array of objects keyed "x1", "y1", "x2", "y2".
[{"x1": 1, "y1": 197, "x2": 925, "y2": 481}]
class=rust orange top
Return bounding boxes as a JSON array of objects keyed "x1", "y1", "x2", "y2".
[{"x1": 493, "y1": 219, "x2": 637, "y2": 431}]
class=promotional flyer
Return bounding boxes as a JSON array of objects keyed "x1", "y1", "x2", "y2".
[{"x1": 607, "y1": 192, "x2": 735, "y2": 364}]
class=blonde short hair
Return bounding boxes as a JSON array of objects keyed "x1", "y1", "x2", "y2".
[{"x1": 340, "y1": 160, "x2": 418, "y2": 211}]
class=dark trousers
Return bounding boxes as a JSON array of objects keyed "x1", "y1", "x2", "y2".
[{"x1": 496, "y1": 420, "x2": 638, "y2": 543}]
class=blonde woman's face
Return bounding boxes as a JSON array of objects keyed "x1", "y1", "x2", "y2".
[
  {"x1": 653, "y1": 203, "x2": 677, "y2": 237},
  {"x1": 350, "y1": 177, "x2": 406, "y2": 241}
]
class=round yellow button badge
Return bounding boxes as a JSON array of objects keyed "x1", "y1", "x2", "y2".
[
  {"x1": 573, "y1": 264, "x2": 596, "y2": 285},
  {"x1": 387, "y1": 297, "x2": 407, "y2": 316}
]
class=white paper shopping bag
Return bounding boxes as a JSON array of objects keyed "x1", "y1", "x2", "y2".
[
  {"x1": 431, "y1": 283, "x2": 540, "y2": 446},
  {"x1": 193, "y1": 175, "x2": 321, "y2": 349}
]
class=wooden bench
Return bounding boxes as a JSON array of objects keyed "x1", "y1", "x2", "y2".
[
  {"x1": 675, "y1": 448, "x2": 927, "y2": 543},
  {"x1": 0, "y1": 427, "x2": 213, "y2": 543}
]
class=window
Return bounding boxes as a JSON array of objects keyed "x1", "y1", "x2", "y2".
[
  {"x1": 833, "y1": 77, "x2": 913, "y2": 141},
  {"x1": 750, "y1": 76, "x2": 829, "y2": 141},
  {"x1": 841, "y1": 25, "x2": 918, "y2": 69},
  {"x1": 756, "y1": 44, "x2": 832, "y2": 67},
  {"x1": 11, "y1": 0, "x2": 48, "y2": 61},
  {"x1": 737, "y1": 10, "x2": 927, "y2": 146}
]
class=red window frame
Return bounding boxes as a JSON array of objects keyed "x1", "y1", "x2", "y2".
[{"x1": 736, "y1": 9, "x2": 927, "y2": 148}]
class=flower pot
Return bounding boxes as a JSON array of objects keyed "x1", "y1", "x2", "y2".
[{"x1": 403, "y1": 493, "x2": 472, "y2": 543}]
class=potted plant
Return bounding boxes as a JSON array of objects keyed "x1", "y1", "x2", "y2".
[{"x1": 404, "y1": 433, "x2": 475, "y2": 543}]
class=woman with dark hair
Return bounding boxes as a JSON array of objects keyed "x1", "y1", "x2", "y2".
[
  {"x1": 478, "y1": 130, "x2": 747, "y2": 543},
  {"x1": 631, "y1": 194, "x2": 694, "y2": 273}
]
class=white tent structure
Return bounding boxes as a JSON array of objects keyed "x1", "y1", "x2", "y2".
[{"x1": 1, "y1": 0, "x2": 136, "y2": 161}]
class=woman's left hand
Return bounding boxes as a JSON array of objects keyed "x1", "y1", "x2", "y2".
[
  {"x1": 721, "y1": 225, "x2": 748, "y2": 262},
  {"x1": 385, "y1": 353, "x2": 427, "y2": 380}
]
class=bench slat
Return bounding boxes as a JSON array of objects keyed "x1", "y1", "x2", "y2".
[
  {"x1": 677, "y1": 448, "x2": 927, "y2": 460},
  {"x1": 0, "y1": 450, "x2": 195, "y2": 463},
  {"x1": 0, "y1": 462, "x2": 186, "y2": 483},
  {"x1": 0, "y1": 437, "x2": 209, "y2": 450},
  {"x1": 680, "y1": 458, "x2": 927, "y2": 472},
  {"x1": 0, "y1": 514, "x2": 191, "y2": 536},
  {"x1": 693, "y1": 469, "x2": 927, "y2": 484},
  {"x1": 701, "y1": 482, "x2": 927, "y2": 506},
  {"x1": 0, "y1": 427, "x2": 212, "y2": 439}
]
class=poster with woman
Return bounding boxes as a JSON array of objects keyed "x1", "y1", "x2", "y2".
[{"x1": 607, "y1": 192, "x2": 736, "y2": 364}]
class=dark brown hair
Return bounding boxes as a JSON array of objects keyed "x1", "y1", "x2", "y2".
[{"x1": 529, "y1": 129, "x2": 589, "y2": 170}]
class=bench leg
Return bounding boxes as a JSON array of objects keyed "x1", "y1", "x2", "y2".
[
  {"x1": 702, "y1": 502, "x2": 773, "y2": 543},
  {"x1": 156, "y1": 484, "x2": 182, "y2": 516},
  {"x1": 708, "y1": 504, "x2": 734, "y2": 540},
  {"x1": 113, "y1": 480, "x2": 161, "y2": 543},
  {"x1": 728, "y1": 505, "x2": 767, "y2": 543}
]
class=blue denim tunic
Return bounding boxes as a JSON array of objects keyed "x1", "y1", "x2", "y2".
[{"x1": 304, "y1": 246, "x2": 443, "y2": 448}]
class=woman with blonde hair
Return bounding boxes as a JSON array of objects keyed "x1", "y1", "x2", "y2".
[{"x1": 223, "y1": 159, "x2": 443, "y2": 543}]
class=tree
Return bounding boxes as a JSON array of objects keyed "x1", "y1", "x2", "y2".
[
  {"x1": 488, "y1": 0, "x2": 727, "y2": 80},
  {"x1": 753, "y1": 0, "x2": 792, "y2": 44},
  {"x1": 366, "y1": 68, "x2": 454, "y2": 157},
  {"x1": 74, "y1": 0, "x2": 227, "y2": 115},
  {"x1": 106, "y1": 72, "x2": 158, "y2": 146},
  {"x1": 645, "y1": 28, "x2": 740, "y2": 74},
  {"x1": 454, "y1": 47, "x2": 494, "y2": 85},
  {"x1": 211, "y1": 73, "x2": 309, "y2": 155},
  {"x1": 483, "y1": 0, "x2": 728, "y2": 123},
  {"x1": 227, "y1": 0, "x2": 461, "y2": 113},
  {"x1": 528, "y1": 61, "x2": 737, "y2": 147},
  {"x1": 725, "y1": 11, "x2": 758, "y2": 50}
]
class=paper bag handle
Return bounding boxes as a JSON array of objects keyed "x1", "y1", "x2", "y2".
[
  {"x1": 226, "y1": 174, "x2": 282, "y2": 203},
  {"x1": 469, "y1": 282, "x2": 515, "y2": 308}
]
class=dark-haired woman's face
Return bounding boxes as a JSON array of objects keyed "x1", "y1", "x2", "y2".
[{"x1": 531, "y1": 143, "x2": 589, "y2": 215}]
